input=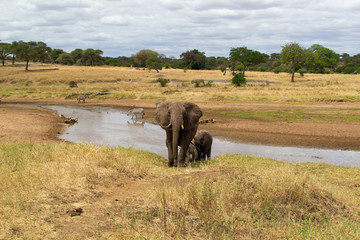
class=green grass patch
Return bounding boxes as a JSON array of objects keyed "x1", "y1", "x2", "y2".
[{"x1": 220, "y1": 108, "x2": 360, "y2": 123}]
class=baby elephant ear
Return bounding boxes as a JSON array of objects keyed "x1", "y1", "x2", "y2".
[{"x1": 184, "y1": 102, "x2": 202, "y2": 122}]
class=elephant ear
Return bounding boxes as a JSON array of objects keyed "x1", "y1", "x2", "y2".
[{"x1": 183, "y1": 102, "x2": 202, "y2": 124}]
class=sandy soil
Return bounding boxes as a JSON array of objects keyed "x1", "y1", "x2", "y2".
[
  {"x1": 1, "y1": 100, "x2": 360, "y2": 150},
  {"x1": 0, "y1": 104, "x2": 68, "y2": 143}
]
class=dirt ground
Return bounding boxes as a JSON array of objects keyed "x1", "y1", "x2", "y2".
[
  {"x1": 0, "y1": 104, "x2": 68, "y2": 143},
  {"x1": 1, "y1": 101, "x2": 360, "y2": 151}
]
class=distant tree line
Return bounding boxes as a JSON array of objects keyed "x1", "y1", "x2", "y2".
[{"x1": 1, "y1": 40, "x2": 360, "y2": 78}]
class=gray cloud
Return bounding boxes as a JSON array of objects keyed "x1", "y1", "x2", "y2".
[{"x1": 1, "y1": 0, "x2": 359, "y2": 57}]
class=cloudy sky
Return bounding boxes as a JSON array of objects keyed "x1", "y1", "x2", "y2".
[{"x1": 1, "y1": 0, "x2": 359, "y2": 57}]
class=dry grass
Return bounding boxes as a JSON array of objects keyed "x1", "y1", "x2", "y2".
[
  {"x1": 1, "y1": 63, "x2": 360, "y2": 105},
  {"x1": 0, "y1": 143, "x2": 359, "y2": 239}
]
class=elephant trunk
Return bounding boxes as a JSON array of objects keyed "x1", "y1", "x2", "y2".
[{"x1": 171, "y1": 117, "x2": 183, "y2": 166}]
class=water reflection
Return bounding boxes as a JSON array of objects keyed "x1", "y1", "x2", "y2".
[{"x1": 45, "y1": 105, "x2": 360, "y2": 168}]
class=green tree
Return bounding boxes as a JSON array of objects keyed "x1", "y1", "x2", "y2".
[
  {"x1": 308, "y1": 44, "x2": 340, "y2": 73},
  {"x1": 206, "y1": 56, "x2": 217, "y2": 69},
  {"x1": 134, "y1": 49, "x2": 158, "y2": 67},
  {"x1": 341, "y1": 53, "x2": 351, "y2": 64},
  {"x1": 70, "y1": 49, "x2": 83, "y2": 64},
  {"x1": 180, "y1": 49, "x2": 206, "y2": 70},
  {"x1": 146, "y1": 55, "x2": 163, "y2": 72},
  {"x1": 0, "y1": 42, "x2": 12, "y2": 66},
  {"x1": 11, "y1": 40, "x2": 51, "y2": 70},
  {"x1": 50, "y1": 49, "x2": 65, "y2": 64},
  {"x1": 280, "y1": 42, "x2": 310, "y2": 82},
  {"x1": 229, "y1": 47, "x2": 267, "y2": 75},
  {"x1": 56, "y1": 53, "x2": 75, "y2": 65},
  {"x1": 36, "y1": 41, "x2": 52, "y2": 63},
  {"x1": 81, "y1": 48, "x2": 103, "y2": 66}
]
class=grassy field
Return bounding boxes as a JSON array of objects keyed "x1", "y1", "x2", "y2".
[
  {"x1": 1, "y1": 63, "x2": 360, "y2": 104},
  {"x1": 1, "y1": 63, "x2": 360, "y2": 239},
  {"x1": 0, "y1": 142, "x2": 359, "y2": 239}
]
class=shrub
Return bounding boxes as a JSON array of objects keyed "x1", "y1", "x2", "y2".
[
  {"x1": 205, "y1": 80, "x2": 213, "y2": 87},
  {"x1": 232, "y1": 73, "x2": 246, "y2": 86},
  {"x1": 220, "y1": 66, "x2": 226, "y2": 73},
  {"x1": 273, "y1": 65, "x2": 288, "y2": 74},
  {"x1": 297, "y1": 69, "x2": 305, "y2": 77},
  {"x1": 191, "y1": 79, "x2": 205, "y2": 88},
  {"x1": 157, "y1": 78, "x2": 170, "y2": 87},
  {"x1": 257, "y1": 66, "x2": 267, "y2": 72}
]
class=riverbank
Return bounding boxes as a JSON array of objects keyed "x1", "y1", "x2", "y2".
[{"x1": 0, "y1": 104, "x2": 68, "y2": 143}]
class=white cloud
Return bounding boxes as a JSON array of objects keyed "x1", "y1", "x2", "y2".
[{"x1": 1, "y1": 0, "x2": 359, "y2": 57}]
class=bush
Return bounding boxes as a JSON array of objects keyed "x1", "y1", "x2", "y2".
[
  {"x1": 157, "y1": 78, "x2": 170, "y2": 87},
  {"x1": 257, "y1": 66, "x2": 267, "y2": 72},
  {"x1": 297, "y1": 69, "x2": 305, "y2": 77},
  {"x1": 273, "y1": 65, "x2": 288, "y2": 74},
  {"x1": 191, "y1": 79, "x2": 205, "y2": 88},
  {"x1": 232, "y1": 73, "x2": 246, "y2": 86},
  {"x1": 205, "y1": 80, "x2": 213, "y2": 87}
]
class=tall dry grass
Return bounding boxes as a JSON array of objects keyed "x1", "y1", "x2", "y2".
[
  {"x1": 1, "y1": 143, "x2": 359, "y2": 239},
  {"x1": 0, "y1": 142, "x2": 165, "y2": 239}
]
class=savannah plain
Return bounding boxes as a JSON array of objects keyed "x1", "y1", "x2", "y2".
[{"x1": 1, "y1": 63, "x2": 360, "y2": 239}]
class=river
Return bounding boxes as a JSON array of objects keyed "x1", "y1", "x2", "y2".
[{"x1": 45, "y1": 105, "x2": 360, "y2": 168}]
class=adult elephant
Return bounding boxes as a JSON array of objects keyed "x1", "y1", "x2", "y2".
[
  {"x1": 156, "y1": 101, "x2": 202, "y2": 167},
  {"x1": 194, "y1": 130, "x2": 213, "y2": 160}
]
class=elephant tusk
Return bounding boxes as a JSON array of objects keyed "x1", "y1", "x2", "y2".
[
  {"x1": 181, "y1": 123, "x2": 184, "y2": 130},
  {"x1": 160, "y1": 122, "x2": 172, "y2": 129}
]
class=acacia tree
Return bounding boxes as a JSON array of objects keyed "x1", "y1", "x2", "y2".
[
  {"x1": 0, "y1": 42, "x2": 12, "y2": 66},
  {"x1": 56, "y1": 53, "x2": 75, "y2": 65},
  {"x1": 11, "y1": 41, "x2": 51, "y2": 70},
  {"x1": 180, "y1": 49, "x2": 206, "y2": 70},
  {"x1": 70, "y1": 48, "x2": 83, "y2": 64},
  {"x1": 134, "y1": 49, "x2": 158, "y2": 67},
  {"x1": 146, "y1": 55, "x2": 163, "y2": 72},
  {"x1": 280, "y1": 42, "x2": 310, "y2": 82},
  {"x1": 81, "y1": 48, "x2": 103, "y2": 66},
  {"x1": 308, "y1": 44, "x2": 340, "y2": 73},
  {"x1": 49, "y1": 49, "x2": 65, "y2": 64},
  {"x1": 229, "y1": 47, "x2": 267, "y2": 75},
  {"x1": 36, "y1": 41, "x2": 52, "y2": 63}
]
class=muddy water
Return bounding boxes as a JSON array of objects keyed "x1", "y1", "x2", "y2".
[{"x1": 45, "y1": 105, "x2": 360, "y2": 168}]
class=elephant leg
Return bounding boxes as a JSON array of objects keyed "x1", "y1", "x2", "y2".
[
  {"x1": 166, "y1": 131, "x2": 174, "y2": 167},
  {"x1": 178, "y1": 133, "x2": 193, "y2": 167},
  {"x1": 205, "y1": 146, "x2": 211, "y2": 160}
]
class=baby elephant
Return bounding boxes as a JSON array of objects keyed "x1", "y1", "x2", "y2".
[
  {"x1": 194, "y1": 130, "x2": 213, "y2": 160},
  {"x1": 185, "y1": 141, "x2": 199, "y2": 163},
  {"x1": 127, "y1": 108, "x2": 145, "y2": 119}
]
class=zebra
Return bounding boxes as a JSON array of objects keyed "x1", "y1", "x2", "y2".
[
  {"x1": 127, "y1": 108, "x2": 145, "y2": 119},
  {"x1": 77, "y1": 95, "x2": 88, "y2": 103}
]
